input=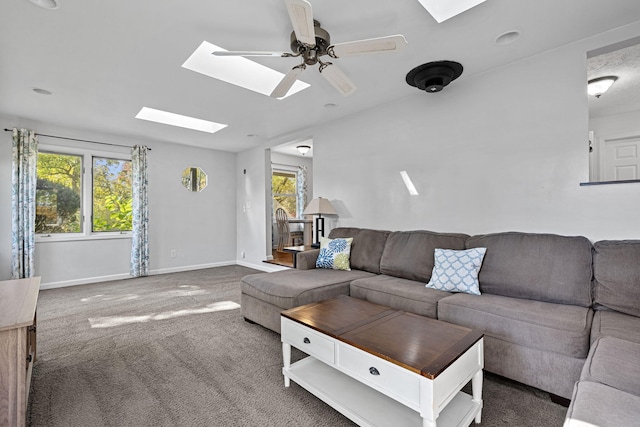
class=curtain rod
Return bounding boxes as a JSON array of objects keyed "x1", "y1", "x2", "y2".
[{"x1": 4, "y1": 128, "x2": 151, "y2": 151}]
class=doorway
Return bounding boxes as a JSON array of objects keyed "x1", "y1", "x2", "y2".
[{"x1": 268, "y1": 140, "x2": 313, "y2": 267}]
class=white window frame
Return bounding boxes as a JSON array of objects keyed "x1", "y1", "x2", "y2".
[
  {"x1": 272, "y1": 167, "x2": 299, "y2": 218},
  {"x1": 36, "y1": 143, "x2": 132, "y2": 242}
]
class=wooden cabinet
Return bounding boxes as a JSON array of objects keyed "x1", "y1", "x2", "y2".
[{"x1": 0, "y1": 277, "x2": 40, "y2": 427}]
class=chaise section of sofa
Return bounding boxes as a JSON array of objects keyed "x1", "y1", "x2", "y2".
[
  {"x1": 240, "y1": 227, "x2": 388, "y2": 333},
  {"x1": 438, "y1": 232, "x2": 594, "y2": 399},
  {"x1": 241, "y1": 268, "x2": 374, "y2": 333},
  {"x1": 565, "y1": 240, "x2": 640, "y2": 426}
]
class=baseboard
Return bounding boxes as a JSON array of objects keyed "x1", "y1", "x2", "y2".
[
  {"x1": 39, "y1": 261, "x2": 238, "y2": 289},
  {"x1": 40, "y1": 273, "x2": 132, "y2": 290},
  {"x1": 149, "y1": 261, "x2": 236, "y2": 276}
]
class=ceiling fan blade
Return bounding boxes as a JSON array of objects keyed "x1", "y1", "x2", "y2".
[
  {"x1": 319, "y1": 63, "x2": 356, "y2": 97},
  {"x1": 212, "y1": 50, "x2": 288, "y2": 57},
  {"x1": 328, "y1": 35, "x2": 408, "y2": 58},
  {"x1": 271, "y1": 65, "x2": 305, "y2": 99},
  {"x1": 284, "y1": 0, "x2": 316, "y2": 46}
]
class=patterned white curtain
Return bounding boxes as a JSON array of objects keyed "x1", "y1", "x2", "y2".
[
  {"x1": 131, "y1": 145, "x2": 149, "y2": 277},
  {"x1": 11, "y1": 128, "x2": 38, "y2": 279},
  {"x1": 296, "y1": 165, "x2": 307, "y2": 219}
]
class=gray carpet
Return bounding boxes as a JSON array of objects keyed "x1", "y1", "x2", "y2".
[{"x1": 28, "y1": 266, "x2": 567, "y2": 426}]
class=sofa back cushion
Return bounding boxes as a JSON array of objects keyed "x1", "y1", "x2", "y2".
[
  {"x1": 466, "y1": 232, "x2": 593, "y2": 306},
  {"x1": 593, "y1": 240, "x2": 640, "y2": 317},
  {"x1": 380, "y1": 230, "x2": 469, "y2": 282},
  {"x1": 328, "y1": 228, "x2": 390, "y2": 274}
]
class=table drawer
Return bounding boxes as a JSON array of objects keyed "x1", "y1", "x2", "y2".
[
  {"x1": 337, "y1": 342, "x2": 420, "y2": 407},
  {"x1": 282, "y1": 319, "x2": 335, "y2": 364}
]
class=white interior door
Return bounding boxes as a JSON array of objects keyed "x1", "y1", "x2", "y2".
[{"x1": 602, "y1": 136, "x2": 640, "y2": 181}]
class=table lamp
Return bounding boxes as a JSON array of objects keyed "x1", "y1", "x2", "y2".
[{"x1": 303, "y1": 197, "x2": 337, "y2": 248}]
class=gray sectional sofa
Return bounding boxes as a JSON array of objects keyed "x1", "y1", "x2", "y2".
[{"x1": 240, "y1": 228, "x2": 640, "y2": 426}]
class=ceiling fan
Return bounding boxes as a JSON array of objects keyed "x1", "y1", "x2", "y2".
[{"x1": 212, "y1": 0, "x2": 408, "y2": 98}]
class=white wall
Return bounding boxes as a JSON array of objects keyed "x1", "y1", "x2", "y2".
[
  {"x1": 236, "y1": 147, "x2": 286, "y2": 271},
  {"x1": 0, "y1": 115, "x2": 238, "y2": 286},
  {"x1": 235, "y1": 23, "x2": 640, "y2": 261},
  {"x1": 311, "y1": 36, "x2": 640, "y2": 242}
]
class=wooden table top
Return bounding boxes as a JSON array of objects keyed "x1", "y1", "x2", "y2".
[
  {"x1": 0, "y1": 276, "x2": 41, "y2": 332},
  {"x1": 282, "y1": 245, "x2": 315, "y2": 252},
  {"x1": 282, "y1": 295, "x2": 484, "y2": 380}
]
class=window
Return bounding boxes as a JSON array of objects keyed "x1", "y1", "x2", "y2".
[
  {"x1": 272, "y1": 170, "x2": 297, "y2": 218},
  {"x1": 92, "y1": 157, "x2": 132, "y2": 232},
  {"x1": 36, "y1": 152, "x2": 82, "y2": 234},
  {"x1": 36, "y1": 147, "x2": 132, "y2": 237}
]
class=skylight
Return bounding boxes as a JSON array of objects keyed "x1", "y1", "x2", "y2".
[
  {"x1": 135, "y1": 107, "x2": 227, "y2": 134},
  {"x1": 181, "y1": 41, "x2": 310, "y2": 99},
  {"x1": 417, "y1": 0, "x2": 487, "y2": 23}
]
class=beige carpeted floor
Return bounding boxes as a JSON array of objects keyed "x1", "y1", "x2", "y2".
[{"x1": 28, "y1": 265, "x2": 567, "y2": 426}]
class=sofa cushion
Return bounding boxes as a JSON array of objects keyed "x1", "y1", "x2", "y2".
[
  {"x1": 580, "y1": 336, "x2": 640, "y2": 396},
  {"x1": 329, "y1": 228, "x2": 390, "y2": 274},
  {"x1": 241, "y1": 269, "x2": 375, "y2": 309},
  {"x1": 438, "y1": 293, "x2": 593, "y2": 358},
  {"x1": 565, "y1": 381, "x2": 640, "y2": 427},
  {"x1": 591, "y1": 310, "x2": 640, "y2": 344},
  {"x1": 379, "y1": 230, "x2": 469, "y2": 283},
  {"x1": 466, "y1": 232, "x2": 593, "y2": 306},
  {"x1": 349, "y1": 275, "x2": 452, "y2": 319},
  {"x1": 426, "y1": 248, "x2": 486, "y2": 295},
  {"x1": 593, "y1": 240, "x2": 640, "y2": 317},
  {"x1": 316, "y1": 237, "x2": 353, "y2": 270}
]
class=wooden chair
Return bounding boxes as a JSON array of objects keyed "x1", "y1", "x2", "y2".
[{"x1": 275, "y1": 208, "x2": 303, "y2": 251}]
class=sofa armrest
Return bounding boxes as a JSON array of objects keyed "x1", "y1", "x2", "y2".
[{"x1": 296, "y1": 249, "x2": 320, "y2": 270}]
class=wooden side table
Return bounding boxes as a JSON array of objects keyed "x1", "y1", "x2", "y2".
[
  {"x1": 282, "y1": 245, "x2": 315, "y2": 268},
  {"x1": 0, "y1": 277, "x2": 41, "y2": 427}
]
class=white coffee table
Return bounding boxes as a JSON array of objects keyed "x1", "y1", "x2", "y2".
[{"x1": 281, "y1": 296, "x2": 484, "y2": 427}]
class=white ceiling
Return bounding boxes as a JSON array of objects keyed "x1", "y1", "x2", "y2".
[
  {"x1": 2, "y1": 0, "x2": 640, "y2": 152},
  {"x1": 587, "y1": 37, "x2": 640, "y2": 118}
]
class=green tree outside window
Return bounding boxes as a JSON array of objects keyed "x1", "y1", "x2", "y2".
[{"x1": 272, "y1": 171, "x2": 297, "y2": 218}]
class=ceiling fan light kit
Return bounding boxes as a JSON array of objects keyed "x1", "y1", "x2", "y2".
[
  {"x1": 406, "y1": 60, "x2": 463, "y2": 93},
  {"x1": 212, "y1": 0, "x2": 407, "y2": 98}
]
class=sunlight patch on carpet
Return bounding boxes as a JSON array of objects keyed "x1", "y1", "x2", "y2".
[
  {"x1": 81, "y1": 286, "x2": 209, "y2": 303},
  {"x1": 88, "y1": 301, "x2": 241, "y2": 328},
  {"x1": 81, "y1": 293, "x2": 140, "y2": 303}
]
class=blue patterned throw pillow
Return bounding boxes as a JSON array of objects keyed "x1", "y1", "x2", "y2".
[
  {"x1": 316, "y1": 237, "x2": 353, "y2": 271},
  {"x1": 426, "y1": 248, "x2": 487, "y2": 295}
]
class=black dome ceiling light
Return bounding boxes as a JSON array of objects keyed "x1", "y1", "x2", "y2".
[{"x1": 406, "y1": 60, "x2": 463, "y2": 93}]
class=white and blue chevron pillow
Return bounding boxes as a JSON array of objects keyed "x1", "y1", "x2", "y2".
[{"x1": 426, "y1": 248, "x2": 487, "y2": 295}]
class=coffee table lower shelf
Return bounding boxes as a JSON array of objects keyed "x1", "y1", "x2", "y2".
[{"x1": 285, "y1": 357, "x2": 481, "y2": 427}]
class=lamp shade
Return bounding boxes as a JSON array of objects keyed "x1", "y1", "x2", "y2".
[{"x1": 303, "y1": 197, "x2": 337, "y2": 215}]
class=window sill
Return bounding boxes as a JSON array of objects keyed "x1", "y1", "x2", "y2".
[{"x1": 36, "y1": 233, "x2": 132, "y2": 243}]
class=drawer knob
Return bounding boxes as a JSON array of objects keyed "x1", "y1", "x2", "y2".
[
  {"x1": 369, "y1": 367, "x2": 380, "y2": 376},
  {"x1": 303, "y1": 337, "x2": 311, "y2": 344}
]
